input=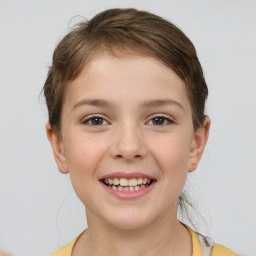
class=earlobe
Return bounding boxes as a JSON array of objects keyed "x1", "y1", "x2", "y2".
[
  {"x1": 46, "y1": 123, "x2": 69, "y2": 174},
  {"x1": 188, "y1": 117, "x2": 211, "y2": 172}
]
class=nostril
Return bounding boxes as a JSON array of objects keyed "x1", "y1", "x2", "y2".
[
  {"x1": 115, "y1": 154, "x2": 142, "y2": 159},
  {"x1": 116, "y1": 154, "x2": 136, "y2": 160}
]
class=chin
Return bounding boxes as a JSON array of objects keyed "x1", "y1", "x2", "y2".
[
  {"x1": 109, "y1": 219, "x2": 150, "y2": 230},
  {"x1": 102, "y1": 209, "x2": 155, "y2": 230}
]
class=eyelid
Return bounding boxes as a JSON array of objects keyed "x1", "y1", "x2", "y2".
[
  {"x1": 81, "y1": 114, "x2": 110, "y2": 125},
  {"x1": 146, "y1": 114, "x2": 175, "y2": 125}
]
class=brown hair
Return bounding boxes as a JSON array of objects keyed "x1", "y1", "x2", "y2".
[{"x1": 43, "y1": 8, "x2": 208, "y2": 133}]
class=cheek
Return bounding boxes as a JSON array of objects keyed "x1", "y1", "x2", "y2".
[
  {"x1": 161, "y1": 148, "x2": 188, "y2": 194},
  {"x1": 154, "y1": 133, "x2": 191, "y2": 172},
  {"x1": 63, "y1": 134, "x2": 108, "y2": 198},
  {"x1": 151, "y1": 132, "x2": 192, "y2": 194},
  {"x1": 65, "y1": 134, "x2": 106, "y2": 171}
]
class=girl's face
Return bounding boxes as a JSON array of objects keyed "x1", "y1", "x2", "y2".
[{"x1": 48, "y1": 53, "x2": 209, "y2": 229}]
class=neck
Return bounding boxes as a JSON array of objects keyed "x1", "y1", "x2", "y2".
[{"x1": 73, "y1": 207, "x2": 192, "y2": 256}]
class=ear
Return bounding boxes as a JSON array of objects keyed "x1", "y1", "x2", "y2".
[
  {"x1": 46, "y1": 123, "x2": 69, "y2": 174},
  {"x1": 188, "y1": 117, "x2": 211, "y2": 172}
]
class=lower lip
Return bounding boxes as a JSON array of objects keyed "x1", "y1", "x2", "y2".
[{"x1": 100, "y1": 181, "x2": 156, "y2": 200}]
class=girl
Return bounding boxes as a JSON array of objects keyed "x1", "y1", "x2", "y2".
[{"x1": 44, "y1": 8, "x2": 236, "y2": 256}]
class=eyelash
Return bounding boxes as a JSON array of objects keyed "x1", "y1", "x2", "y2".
[
  {"x1": 147, "y1": 115, "x2": 174, "y2": 126},
  {"x1": 82, "y1": 114, "x2": 174, "y2": 126},
  {"x1": 82, "y1": 115, "x2": 108, "y2": 126}
]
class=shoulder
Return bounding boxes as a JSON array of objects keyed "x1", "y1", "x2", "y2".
[
  {"x1": 212, "y1": 244, "x2": 237, "y2": 256},
  {"x1": 50, "y1": 231, "x2": 85, "y2": 256},
  {"x1": 184, "y1": 224, "x2": 236, "y2": 256},
  {"x1": 50, "y1": 238, "x2": 77, "y2": 256}
]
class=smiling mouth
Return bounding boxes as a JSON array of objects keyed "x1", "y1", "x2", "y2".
[{"x1": 102, "y1": 177, "x2": 154, "y2": 191}]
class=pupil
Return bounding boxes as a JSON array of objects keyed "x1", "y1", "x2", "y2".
[
  {"x1": 153, "y1": 117, "x2": 164, "y2": 125},
  {"x1": 92, "y1": 118, "x2": 103, "y2": 125}
]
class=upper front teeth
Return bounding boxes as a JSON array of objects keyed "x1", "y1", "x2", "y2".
[{"x1": 104, "y1": 178, "x2": 151, "y2": 187}]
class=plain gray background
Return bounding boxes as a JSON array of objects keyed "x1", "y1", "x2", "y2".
[{"x1": 0, "y1": 0, "x2": 255, "y2": 255}]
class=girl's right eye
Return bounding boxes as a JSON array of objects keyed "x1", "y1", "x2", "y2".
[{"x1": 82, "y1": 116, "x2": 109, "y2": 126}]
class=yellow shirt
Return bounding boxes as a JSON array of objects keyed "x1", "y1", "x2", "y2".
[{"x1": 50, "y1": 227, "x2": 236, "y2": 256}]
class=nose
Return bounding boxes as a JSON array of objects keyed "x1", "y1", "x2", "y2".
[{"x1": 110, "y1": 123, "x2": 147, "y2": 162}]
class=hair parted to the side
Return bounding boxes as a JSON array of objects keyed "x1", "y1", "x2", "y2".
[
  {"x1": 43, "y1": 8, "x2": 208, "y2": 230},
  {"x1": 44, "y1": 8, "x2": 208, "y2": 133}
]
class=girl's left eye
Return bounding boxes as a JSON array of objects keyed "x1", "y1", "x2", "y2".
[
  {"x1": 147, "y1": 116, "x2": 174, "y2": 126},
  {"x1": 82, "y1": 116, "x2": 108, "y2": 126}
]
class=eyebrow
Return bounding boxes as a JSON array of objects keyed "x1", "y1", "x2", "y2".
[
  {"x1": 72, "y1": 98, "x2": 185, "y2": 111},
  {"x1": 72, "y1": 99, "x2": 114, "y2": 110},
  {"x1": 142, "y1": 99, "x2": 185, "y2": 111}
]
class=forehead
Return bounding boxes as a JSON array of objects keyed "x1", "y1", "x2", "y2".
[{"x1": 63, "y1": 53, "x2": 191, "y2": 113}]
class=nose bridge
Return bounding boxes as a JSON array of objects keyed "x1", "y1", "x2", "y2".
[{"x1": 111, "y1": 120, "x2": 146, "y2": 161}]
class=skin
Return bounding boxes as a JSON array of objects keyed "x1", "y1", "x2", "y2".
[{"x1": 47, "y1": 53, "x2": 210, "y2": 256}]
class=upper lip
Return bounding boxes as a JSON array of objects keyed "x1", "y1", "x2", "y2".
[{"x1": 99, "y1": 172, "x2": 156, "y2": 181}]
